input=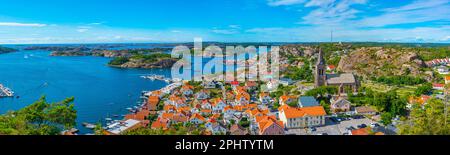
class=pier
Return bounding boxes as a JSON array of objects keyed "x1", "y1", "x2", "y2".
[{"x1": 0, "y1": 84, "x2": 14, "y2": 97}]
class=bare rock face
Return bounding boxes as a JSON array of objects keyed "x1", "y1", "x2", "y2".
[
  {"x1": 337, "y1": 47, "x2": 426, "y2": 79},
  {"x1": 280, "y1": 46, "x2": 303, "y2": 57}
]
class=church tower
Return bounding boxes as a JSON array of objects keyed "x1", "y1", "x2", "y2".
[{"x1": 314, "y1": 49, "x2": 326, "y2": 88}]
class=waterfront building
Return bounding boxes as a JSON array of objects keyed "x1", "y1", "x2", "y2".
[{"x1": 105, "y1": 119, "x2": 143, "y2": 135}]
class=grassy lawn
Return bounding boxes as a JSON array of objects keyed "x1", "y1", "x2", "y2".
[{"x1": 363, "y1": 81, "x2": 417, "y2": 97}]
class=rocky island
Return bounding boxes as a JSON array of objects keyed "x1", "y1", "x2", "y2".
[
  {"x1": 0, "y1": 46, "x2": 18, "y2": 54},
  {"x1": 47, "y1": 47, "x2": 177, "y2": 69},
  {"x1": 108, "y1": 53, "x2": 177, "y2": 69}
]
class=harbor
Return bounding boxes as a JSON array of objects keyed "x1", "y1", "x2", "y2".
[
  {"x1": 140, "y1": 74, "x2": 182, "y2": 83},
  {"x1": 0, "y1": 84, "x2": 14, "y2": 98},
  {"x1": 99, "y1": 78, "x2": 183, "y2": 133}
]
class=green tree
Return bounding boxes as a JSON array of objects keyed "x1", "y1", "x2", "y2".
[
  {"x1": 381, "y1": 112, "x2": 394, "y2": 125},
  {"x1": 414, "y1": 83, "x2": 433, "y2": 96},
  {"x1": 398, "y1": 98, "x2": 450, "y2": 135},
  {"x1": 0, "y1": 96, "x2": 77, "y2": 135}
]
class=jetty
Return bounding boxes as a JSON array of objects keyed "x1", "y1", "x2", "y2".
[{"x1": 0, "y1": 84, "x2": 14, "y2": 97}]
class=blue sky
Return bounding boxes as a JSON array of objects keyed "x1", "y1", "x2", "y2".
[{"x1": 0, "y1": 0, "x2": 449, "y2": 44}]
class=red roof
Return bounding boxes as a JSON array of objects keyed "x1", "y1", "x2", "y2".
[
  {"x1": 231, "y1": 81, "x2": 239, "y2": 86},
  {"x1": 328, "y1": 65, "x2": 336, "y2": 70},
  {"x1": 433, "y1": 83, "x2": 445, "y2": 88}
]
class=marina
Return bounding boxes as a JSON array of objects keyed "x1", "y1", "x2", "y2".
[
  {"x1": 140, "y1": 74, "x2": 182, "y2": 83},
  {"x1": 0, "y1": 50, "x2": 173, "y2": 134}
]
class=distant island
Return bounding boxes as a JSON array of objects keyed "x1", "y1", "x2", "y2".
[
  {"x1": 108, "y1": 53, "x2": 177, "y2": 69},
  {"x1": 48, "y1": 47, "x2": 177, "y2": 69},
  {"x1": 0, "y1": 46, "x2": 18, "y2": 54}
]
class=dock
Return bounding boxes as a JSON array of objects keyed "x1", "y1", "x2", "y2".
[{"x1": 0, "y1": 84, "x2": 14, "y2": 97}]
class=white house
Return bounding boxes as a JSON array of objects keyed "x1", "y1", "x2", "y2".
[
  {"x1": 259, "y1": 93, "x2": 272, "y2": 105},
  {"x1": 212, "y1": 98, "x2": 227, "y2": 113},
  {"x1": 278, "y1": 105, "x2": 326, "y2": 129},
  {"x1": 436, "y1": 66, "x2": 449, "y2": 75}
]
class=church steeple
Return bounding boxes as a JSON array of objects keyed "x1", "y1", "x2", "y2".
[
  {"x1": 314, "y1": 48, "x2": 326, "y2": 88},
  {"x1": 316, "y1": 48, "x2": 325, "y2": 66}
]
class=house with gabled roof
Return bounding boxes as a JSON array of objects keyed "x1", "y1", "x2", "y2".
[
  {"x1": 433, "y1": 83, "x2": 445, "y2": 90},
  {"x1": 201, "y1": 109, "x2": 213, "y2": 115},
  {"x1": 330, "y1": 97, "x2": 351, "y2": 113},
  {"x1": 170, "y1": 113, "x2": 189, "y2": 125},
  {"x1": 279, "y1": 95, "x2": 297, "y2": 106},
  {"x1": 151, "y1": 118, "x2": 170, "y2": 130},
  {"x1": 203, "y1": 81, "x2": 217, "y2": 89},
  {"x1": 278, "y1": 105, "x2": 326, "y2": 129},
  {"x1": 211, "y1": 98, "x2": 227, "y2": 113},
  {"x1": 408, "y1": 95, "x2": 431, "y2": 109},
  {"x1": 196, "y1": 90, "x2": 210, "y2": 100},
  {"x1": 235, "y1": 92, "x2": 251, "y2": 105},
  {"x1": 205, "y1": 119, "x2": 227, "y2": 135},
  {"x1": 230, "y1": 124, "x2": 249, "y2": 135},
  {"x1": 256, "y1": 115, "x2": 285, "y2": 135},
  {"x1": 259, "y1": 92, "x2": 272, "y2": 105},
  {"x1": 180, "y1": 84, "x2": 194, "y2": 96},
  {"x1": 190, "y1": 113, "x2": 206, "y2": 124}
]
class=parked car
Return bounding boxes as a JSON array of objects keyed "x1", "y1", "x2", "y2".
[
  {"x1": 346, "y1": 126, "x2": 356, "y2": 131},
  {"x1": 370, "y1": 123, "x2": 380, "y2": 128},
  {"x1": 352, "y1": 115, "x2": 364, "y2": 119},
  {"x1": 358, "y1": 124, "x2": 367, "y2": 128},
  {"x1": 330, "y1": 117, "x2": 339, "y2": 122}
]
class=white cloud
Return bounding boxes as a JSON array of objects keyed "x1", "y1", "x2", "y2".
[
  {"x1": 0, "y1": 22, "x2": 47, "y2": 27},
  {"x1": 301, "y1": 0, "x2": 367, "y2": 25},
  {"x1": 211, "y1": 25, "x2": 242, "y2": 35},
  {"x1": 441, "y1": 36, "x2": 450, "y2": 42},
  {"x1": 304, "y1": 0, "x2": 335, "y2": 7},
  {"x1": 384, "y1": 0, "x2": 449, "y2": 12},
  {"x1": 212, "y1": 29, "x2": 238, "y2": 35},
  {"x1": 358, "y1": 1, "x2": 450, "y2": 27},
  {"x1": 243, "y1": 26, "x2": 450, "y2": 43},
  {"x1": 267, "y1": 0, "x2": 306, "y2": 6},
  {"x1": 77, "y1": 28, "x2": 89, "y2": 33},
  {"x1": 229, "y1": 25, "x2": 241, "y2": 29}
]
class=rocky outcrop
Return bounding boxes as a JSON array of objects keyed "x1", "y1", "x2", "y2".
[{"x1": 338, "y1": 47, "x2": 426, "y2": 79}]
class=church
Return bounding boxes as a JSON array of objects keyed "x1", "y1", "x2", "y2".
[{"x1": 314, "y1": 49, "x2": 359, "y2": 94}]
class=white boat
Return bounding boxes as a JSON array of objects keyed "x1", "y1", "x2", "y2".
[{"x1": 82, "y1": 123, "x2": 96, "y2": 129}]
